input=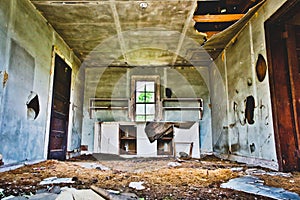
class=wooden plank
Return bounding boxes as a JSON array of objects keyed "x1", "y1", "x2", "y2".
[{"x1": 193, "y1": 14, "x2": 244, "y2": 23}]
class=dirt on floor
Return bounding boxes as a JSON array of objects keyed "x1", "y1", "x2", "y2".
[{"x1": 0, "y1": 155, "x2": 298, "y2": 199}]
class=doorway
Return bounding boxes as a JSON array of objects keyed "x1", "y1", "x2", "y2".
[
  {"x1": 48, "y1": 55, "x2": 72, "y2": 160},
  {"x1": 265, "y1": 1, "x2": 300, "y2": 171}
]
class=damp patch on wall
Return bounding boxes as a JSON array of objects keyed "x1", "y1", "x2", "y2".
[{"x1": 256, "y1": 54, "x2": 267, "y2": 82}]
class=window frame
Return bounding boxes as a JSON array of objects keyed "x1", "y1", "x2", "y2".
[{"x1": 130, "y1": 75, "x2": 161, "y2": 122}]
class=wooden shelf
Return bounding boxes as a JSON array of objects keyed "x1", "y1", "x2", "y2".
[
  {"x1": 120, "y1": 137, "x2": 136, "y2": 140},
  {"x1": 119, "y1": 125, "x2": 137, "y2": 155},
  {"x1": 163, "y1": 107, "x2": 202, "y2": 110},
  {"x1": 89, "y1": 98, "x2": 129, "y2": 118},
  {"x1": 162, "y1": 98, "x2": 203, "y2": 120}
]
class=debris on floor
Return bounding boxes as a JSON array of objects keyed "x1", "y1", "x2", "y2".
[
  {"x1": 73, "y1": 162, "x2": 110, "y2": 171},
  {"x1": 128, "y1": 182, "x2": 145, "y2": 190},
  {"x1": 91, "y1": 185, "x2": 138, "y2": 200},
  {"x1": 39, "y1": 177, "x2": 75, "y2": 185},
  {"x1": 221, "y1": 175, "x2": 300, "y2": 200},
  {"x1": 57, "y1": 187, "x2": 105, "y2": 200},
  {"x1": 0, "y1": 154, "x2": 299, "y2": 199},
  {"x1": 245, "y1": 168, "x2": 292, "y2": 177},
  {"x1": 167, "y1": 162, "x2": 182, "y2": 167}
]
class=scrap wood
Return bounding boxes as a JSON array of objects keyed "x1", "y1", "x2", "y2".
[{"x1": 90, "y1": 185, "x2": 115, "y2": 200}]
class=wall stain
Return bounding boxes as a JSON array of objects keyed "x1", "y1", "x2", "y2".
[
  {"x1": 2, "y1": 71, "x2": 8, "y2": 87},
  {"x1": 259, "y1": 99, "x2": 269, "y2": 125},
  {"x1": 232, "y1": 101, "x2": 246, "y2": 127}
]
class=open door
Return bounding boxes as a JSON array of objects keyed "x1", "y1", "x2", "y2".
[
  {"x1": 265, "y1": 1, "x2": 300, "y2": 171},
  {"x1": 48, "y1": 55, "x2": 72, "y2": 160}
]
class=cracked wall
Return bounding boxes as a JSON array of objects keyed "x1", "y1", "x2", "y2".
[
  {"x1": 0, "y1": 0, "x2": 82, "y2": 165},
  {"x1": 210, "y1": 0, "x2": 289, "y2": 170}
]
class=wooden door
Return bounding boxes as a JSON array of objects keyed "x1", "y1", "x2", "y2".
[
  {"x1": 266, "y1": 15, "x2": 300, "y2": 171},
  {"x1": 285, "y1": 25, "x2": 300, "y2": 164},
  {"x1": 48, "y1": 55, "x2": 72, "y2": 160}
]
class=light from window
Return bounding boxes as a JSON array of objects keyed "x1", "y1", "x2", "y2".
[{"x1": 135, "y1": 81, "x2": 155, "y2": 121}]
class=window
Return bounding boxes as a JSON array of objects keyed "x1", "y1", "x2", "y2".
[
  {"x1": 131, "y1": 76, "x2": 160, "y2": 122},
  {"x1": 135, "y1": 81, "x2": 155, "y2": 121}
]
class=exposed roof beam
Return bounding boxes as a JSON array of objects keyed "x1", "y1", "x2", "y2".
[
  {"x1": 109, "y1": 0, "x2": 128, "y2": 64},
  {"x1": 171, "y1": 0, "x2": 198, "y2": 66},
  {"x1": 193, "y1": 14, "x2": 245, "y2": 23},
  {"x1": 240, "y1": 0, "x2": 258, "y2": 13}
]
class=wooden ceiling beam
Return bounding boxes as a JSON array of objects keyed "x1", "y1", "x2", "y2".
[
  {"x1": 240, "y1": 0, "x2": 258, "y2": 13},
  {"x1": 193, "y1": 13, "x2": 244, "y2": 23}
]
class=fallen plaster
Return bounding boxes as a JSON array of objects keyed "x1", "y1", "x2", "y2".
[
  {"x1": 221, "y1": 175, "x2": 300, "y2": 200},
  {"x1": 39, "y1": 177, "x2": 75, "y2": 185},
  {"x1": 73, "y1": 162, "x2": 110, "y2": 171}
]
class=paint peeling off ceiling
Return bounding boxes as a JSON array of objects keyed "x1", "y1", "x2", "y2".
[
  {"x1": 203, "y1": 1, "x2": 266, "y2": 59},
  {"x1": 30, "y1": 0, "x2": 263, "y2": 67}
]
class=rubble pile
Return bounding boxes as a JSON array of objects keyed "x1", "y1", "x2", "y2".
[{"x1": 0, "y1": 155, "x2": 299, "y2": 199}]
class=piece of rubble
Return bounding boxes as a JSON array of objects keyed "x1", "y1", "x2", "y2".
[
  {"x1": 91, "y1": 185, "x2": 139, "y2": 199},
  {"x1": 39, "y1": 177, "x2": 74, "y2": 185},
  {"x1": 129, "y1": 182, "x2": 145, "y2": 190},
  {"x1": 74, "y1": 162, "x2": 110, "y2": 171},
  {"x1": 0, "y1": 188, "x2": 4, "y2": 197},
  {"x1": 48, "y1": 185, "x2": 61, "y2": 194},
  {"x1": 57, "y1": 187, "x2": 105, "y2": 200},
  {"x1": 179, "y1": 152, "x2": 189, "y2": 158},
  {"x1": 221, "y1": 175, "x2": 300, "y2": 200},
  {"x1": 167, "y1": 162, "x2": 182, "y2": 167},
  {"x1": 230, "y1": 167, "x2": 244, "y2": 172},
  {"x1": 245, "y1": 168, "x2": 292, "y2": 177}
]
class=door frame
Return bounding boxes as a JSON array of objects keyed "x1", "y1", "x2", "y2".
[
  {"x1": 44, "y1": 46, "x2": 73, "y2": 160},
  {"x1": 265, "y1": 0, "x2": 300, "y2": 171}
]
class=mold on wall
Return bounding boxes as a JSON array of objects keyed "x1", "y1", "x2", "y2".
[
  {"x1": 0, "y1": 0, "x2": 82, "y2": 165},
  {"x1": 209, "y1": 0, "x2": 284, "y2": 169}
]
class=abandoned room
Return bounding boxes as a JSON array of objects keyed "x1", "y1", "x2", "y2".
[{"x1": 0, "y1": 0, "x2": 300, "y2": 199}]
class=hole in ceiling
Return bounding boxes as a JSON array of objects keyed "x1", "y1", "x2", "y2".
[{"x1": 256, "y1": 54, "x2": 267, "y2": 82}]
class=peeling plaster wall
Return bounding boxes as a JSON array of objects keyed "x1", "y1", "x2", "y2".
[
  {"x1": 82, "y1": 66, "x2": 212, "y2": 153},
  {"x1": 210, "y1": 0, "x2": 288, "y2": 170},
  {"x1": 0, "y1": 0, "x2": 82, "y2": 165}
]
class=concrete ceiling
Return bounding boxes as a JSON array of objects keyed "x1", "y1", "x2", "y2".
[{"x1": 29, "y1": 0, "x2": 262, "y2": 67}]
